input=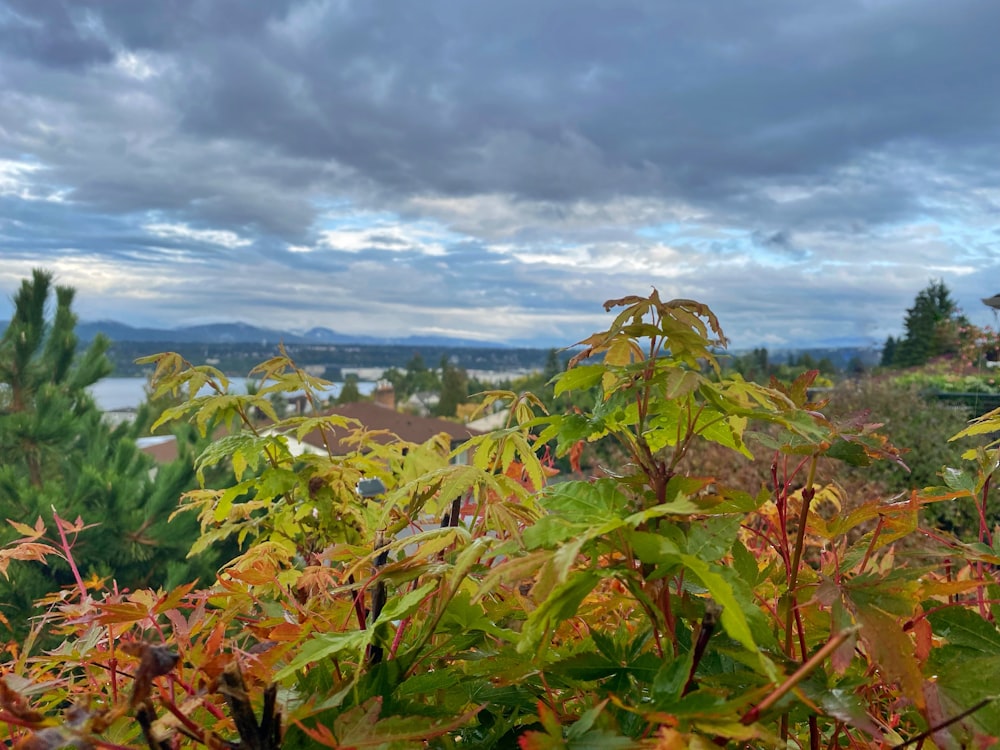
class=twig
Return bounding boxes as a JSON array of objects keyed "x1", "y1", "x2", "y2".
[
  {"x1": 893, "y1": 697, "x2": 994, "y2": 749},
  {"x1": 217, "y1": 662, "x2": 281, "y2": 750},
  {"x1": 741, "y1": 627, "x2": 856, "y2": 725},
  {"x1": 51, "y1": 508, "x2": 87, "y2": 599}
]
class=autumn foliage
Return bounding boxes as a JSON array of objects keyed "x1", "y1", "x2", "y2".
[{"x1": 0, "y1": 291, "x2": 998, "y2": 749}]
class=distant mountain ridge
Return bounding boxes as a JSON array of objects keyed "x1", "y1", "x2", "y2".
[
  {"x1": 66, "y1": 320, "x2": 509, "y2": 349},
  {"x1": 0, "y1": 319, "x2": 883, "y2": 360}
]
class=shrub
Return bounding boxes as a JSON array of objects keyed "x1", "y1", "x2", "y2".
[
  {"x1": 0, "y1": 293, "x2": 997, "y2": 749},
  {"x1": 825, "y1": 377, "x2": 997, "y2": 536}
]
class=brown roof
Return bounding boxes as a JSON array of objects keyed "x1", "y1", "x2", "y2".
[
  {"x1": 298, "y1": 402, "x2": 483, "y2": 453},
  {"x1": 136, "y1": 435, "x2": 179, "y2": 464}
]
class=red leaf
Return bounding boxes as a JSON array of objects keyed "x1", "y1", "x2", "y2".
[{"x1": 855, "y1": 607, "x2": 925, "y2": 710}]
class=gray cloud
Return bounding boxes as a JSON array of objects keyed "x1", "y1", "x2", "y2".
[{"x1": 2, "y1": 0, "x2": 1000, "y2": 347}]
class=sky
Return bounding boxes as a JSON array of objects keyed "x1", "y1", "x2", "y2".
[{"x1": 1, "y1": 1, "x2": 999, "y2": 350}]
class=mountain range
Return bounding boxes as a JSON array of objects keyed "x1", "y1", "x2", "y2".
[
  {"x1": 1, "y1": 319, "x2": 883, "y2": 368},
  {"x1": 68, "y1": 320, "x2": 509, "y2": 348}
]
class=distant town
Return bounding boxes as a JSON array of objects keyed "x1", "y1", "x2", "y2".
[{"x1": 70, "y1": 319, "x2": 883, "y2": 380}]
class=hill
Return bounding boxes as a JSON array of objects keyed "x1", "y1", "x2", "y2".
[{"x1": 70, "y1": 320, "x2": 507, "y2": 349}]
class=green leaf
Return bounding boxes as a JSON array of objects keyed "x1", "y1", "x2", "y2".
[
  {"x1": 941, "y1": 466, "x2": 977, "y2": 495},
  {"x1": 817, "y1": 688, "x2": 882, "y2": 737},
  {"x1": 663, "y1": 367, "x2": 704, "y2": 399},
  {"x1": 926, "y1": 650, "x2": 1000, "y2": 737},
  {"x1": 523, "y1": 515, "x2": 584, "y2": 550},
  {"x1": 277, "y1": 629, "x2": 371, "y2": 677},
  {"x1": 686, "y1": 516, "x2": 742, "y2": 562},
  {"x1": 652, "y1": 653, "x2": 693, "y2": 703},
  {"x1": 677, "y1": 554, "x2": 759, "y2": 656},
  {"x1": 624, "y1": 529, "x2": 682, "y2": 566},
  {"x1": 440, "y1": 592, "x2": 517, "y2": 640},
  {"x1": 927, "y1": 607, "x2": 1000, "y2": 652},
  {"x1": 375, "y1": 581, "x2": 437, "y2": 625},
  {"x1": 549, "y1": 652, "x2": 620, "y2": 682},
  {"x1": 567, "y1": 730, "x2": 634, "y2": 749},
  {"x1": 566, "y1": 700, "x2": 609, "y2": 740},
  {"x1": 731, "y1": 538, "x2": 759, "y2": 587},
  {"x1": 541, "y1": 479, "x2": 629, "y2": 523},
  {"x1": 553, "y1": 364, "x2": 606, "y2": 397},
  {"x1": 396, "y1": 669, "x2": 468, "y2": 697},
  {"x1": 825, "y1": 439, "x2": 871, "y2": 466},
  {"x1": 519, "y1": 572, "x2": 601, "y2": 653}
]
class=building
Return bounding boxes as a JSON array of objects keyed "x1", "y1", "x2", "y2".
[{"x1": 269, "y1": 400, "x2": 483, "y2": 458}]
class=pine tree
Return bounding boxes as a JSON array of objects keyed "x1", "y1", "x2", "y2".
[
  {"x1": 337, "y1": 375, "x2": 362, "y2": 404},
  {"x1": 0, "y1": 270, "x2": 215, "y2": 632},
  {"x1": 542, "y1": 348, "x2": 563, "y2": 383},
  {"x1": 881, "y1": 335, "x2": 897, "y2": 367},
  {"x1": 892, "y1": 280, "x2": 967, "y2": 368},
  {"x1": 435, "y1": 357, "x2": 468, "y2": 417}
]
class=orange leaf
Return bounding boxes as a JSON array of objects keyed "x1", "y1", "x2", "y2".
[
  {"x1": 855, "y1": 607, "x2": 926, "y2": 710},
  {"x1": 96, "y1": 602, "x2": 152, "y2": 625},
  {"x1": 291, "y1": 719, "x2": 339, "y2": 748},
  {"x1": 2, "y1": 543, "x2": 60, "y2": 563},
  {"x1": 266, "y1": 621, "x2": 304, "y2": 642},
  {"x1": 912, "y1": 617, "x2": 933, "y2": 664}
]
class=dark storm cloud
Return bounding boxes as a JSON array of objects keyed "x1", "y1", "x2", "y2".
[
  {"x1": 0, "y1": 1, "x2": 113, "y2": 67},
  {"x1": 6, "y1": 0, "x2": 1000, "y2": 228},
  {"x1": 2, "y1": 0, "x2": 1000, "y2": 345}
]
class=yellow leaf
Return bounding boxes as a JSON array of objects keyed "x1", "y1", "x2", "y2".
[{"x1": 6, "y1": 518, "x2": 45, "y2": 540}]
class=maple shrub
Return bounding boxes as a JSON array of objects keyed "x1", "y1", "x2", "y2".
[{"x1": 0, "y1": 290, "x2": 999, "y2": 749}]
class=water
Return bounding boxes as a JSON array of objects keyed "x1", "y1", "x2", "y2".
[{"x1": 89, "y1": 377, "x2": 376, "y2": 412}]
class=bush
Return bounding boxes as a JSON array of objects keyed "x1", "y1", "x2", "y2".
[
  {"x1": 0, "y1": 293, "x2": 998, "y2": 749},
  {"x1": 826, "y1": 377, "x2": 997, "y2": 535}
]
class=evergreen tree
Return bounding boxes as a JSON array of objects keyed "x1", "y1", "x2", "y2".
[
  {"x1": 846, "y1": 355, "x2": 867, "y2": 376},
  {"x1": 816, "y1": 357, "x2": 836, "y2": 375},
  {"x1": 0, "y1": 270, "x2": 215, "y2": 631},
  {"x1": 881, "y1": 335, "x2": 897, "y2": 367},
  {"x1": 403, "y1": 352, "x2": 440, "y2": 396},
  {"x1": 892, "y1": 280, "x2": 967, "y2": 368},
  {"x1": 542, "y1": 348, "x2": 563, "y2": 383},
  {"x1": 337, "y1": 375, "x2": 362, "y2": 404},
  {"x1": 435, "y1": 357, "x2": 468, "y2": 417}
]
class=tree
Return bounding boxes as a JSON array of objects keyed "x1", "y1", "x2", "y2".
[
  {"x1": 402, "y1": 352, "x2": 440, "y2": 397},
  {"x1": 891, "y1": 279, "x2": 968, "y2": 367},
  {"x1": 0, "y1": 270, "x2": 215, "y2": 630},
  {"x1": 542, "y1": 347, "x2": 563, "y2": 383},
  {"x1": 881, "y1": 335, "x2": 897, "y2": 367},
  {"x1": 336, "y1": 374, "x2": 362, "y2": 404},
  {"x1": 435, "y1": 356, "x2": 468, "y2": 417},
  {"x1": 846, "y1": 354, "x2": 868, "y2": 376}
]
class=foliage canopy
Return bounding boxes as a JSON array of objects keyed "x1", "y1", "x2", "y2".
[
  {"x1": 0, "y1": 289, "x2": 998, "y2": 749},
  {"x1": 0, "y1": 269, "x2": 218, "y2": 632}
]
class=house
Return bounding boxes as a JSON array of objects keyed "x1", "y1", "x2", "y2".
[
  {"x1": 466, "y1": 407, "x2": 510, "y2": 432},
  {"x1": 272, "y1": 401, "x2": 483, "y2": 458}
]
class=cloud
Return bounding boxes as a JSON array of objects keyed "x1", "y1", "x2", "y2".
[
  {"x1": 2, "y1": 0, "x2": 1000, "y2": 347},
  {"x1": 143, "y1": 222, "x2": 253, "y2": 249}
]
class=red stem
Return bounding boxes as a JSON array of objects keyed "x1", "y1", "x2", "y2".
[
  {"x1": 977, "y1": 475, "x2": 994, "y2": 620},
  {"x1": 741, "y1": 627, "x2": 855, "y2": 725},
  {"x1": 858, "y1": 516, "x2": 885, "y2": 574},
  {"x1": 388, "y1": 616, "x2": 411, "y2": 659},
  {"x1": 51, "y1": 509, "x2": 87, "y2": 599},
  {"x1": 977, "y1": 474, "x2": 993, "y2": 547},
  {"x1": 107, "y1": 626, "x2": 119, "y2": 704}
]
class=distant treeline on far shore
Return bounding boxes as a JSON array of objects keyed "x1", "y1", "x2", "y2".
[
  {"x1": 105, "y1": 338, "x2": 882, "y2": 380},
  {"x1": 105, "y1": 340, "x2": 563, "y2": 379}
]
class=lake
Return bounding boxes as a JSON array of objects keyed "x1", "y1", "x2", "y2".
[{"x1": 89, "y1": 377, "x2": 377, "y2": 412}]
